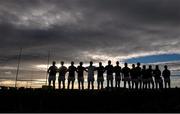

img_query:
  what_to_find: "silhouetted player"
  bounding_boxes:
[86,61,96,90]
[105,60,114,88]
[47,61,58,89]
[147,65,154,89]
[77,62,87,90]
[96,62,105,90]
[67,61,77,89]
[114,61,122,88]
[136,62,142,89]
[58,61,67,89]
[122,63,131,89]
[153,65,163,89]
[142,65,148,89]
[162,65,171,88]
[130,64,138,89]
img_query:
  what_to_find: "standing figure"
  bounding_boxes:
[122,63,131,89]
[47,61,58,89]
[96,62,105,90]
[142,65,148,89]
[153,65,163,89]
[130,64,138,89]
[77,62,87,90]
[58,61,67,89]
[147,65,154,89]
[162,65,171,88]
[105,60,114,88]
[114,61,122,88]
[136,62,142,89]
[67,61,77,89]
[86,61,96,90]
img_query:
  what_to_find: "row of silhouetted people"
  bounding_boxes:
[47,61,171,90]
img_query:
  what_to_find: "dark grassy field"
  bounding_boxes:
[0,87,180,112]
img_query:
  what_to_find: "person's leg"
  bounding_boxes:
[58,80,61,89]
[92,81,94,90]
[82,81,84,90]
[128,80,131,89]
[164,81,167,89]
[49,79,51,86]
[124,81,126,88]
[98,81,100,90]
[88,81,90,90]
[107,79,109,88]
[168,80,171,88]
[111,80,113,88]
[68,81,70,89]
[72,81,74,89]
[53,80,55,89]
[101,81,103,89]
[115,80,117,88]
[63,81,65,89]
[78,81,80,90]
[152,80,154,89]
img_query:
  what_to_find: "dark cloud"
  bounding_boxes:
[0,0,180,72]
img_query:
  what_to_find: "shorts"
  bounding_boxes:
[132,79,138,82]
[68,77,75,81]
[58,76,65,81]
[88,77,94,82]
[138,77,142,82]
[107,75,113,80]
[164,78,170,82]
[148,78,154,82]
[78,77,84,82]
[123,77,130,81]
[142,79,148,83]
[155,78,163,83]
[49,75,56,81]
[97,77,104,82]
[115,76,121,81]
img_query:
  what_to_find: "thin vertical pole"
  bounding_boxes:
[15,48,22,88]
[45,51,50,85]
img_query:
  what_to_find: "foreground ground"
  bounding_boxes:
[0,87,180,112]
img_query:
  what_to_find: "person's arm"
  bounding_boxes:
[47,67,50,73]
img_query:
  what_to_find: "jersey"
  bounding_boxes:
[114,66,121,77]
[59,66,67,76]
[77,66,86,77]
[68,66,77,77]
[48,66,58,76]
[122,67,130,77]
[96,66,105,77]
[162,69,171,79]
[105,65,114,75]
[87,66,96,78]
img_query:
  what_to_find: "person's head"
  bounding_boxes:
[132,64,135,68]
[52,61,56,66]
[124,63,128,67]
[164,65,168,69]
[116,61,119,66]
[90,61,93,66]
[61,61,64,66]
[80,62,83,66]
[149,65,152,69]
[143,65,146,69]
[155,65,159,69]
[99,62,102,66]
[108,60,111,65]
[71,61,74,66]
[137,62,140,67]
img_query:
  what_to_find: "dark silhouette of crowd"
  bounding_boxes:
[47,60,171,90]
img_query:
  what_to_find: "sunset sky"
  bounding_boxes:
[0,0,180,86]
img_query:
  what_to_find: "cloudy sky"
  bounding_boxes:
[0,0,180,81]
